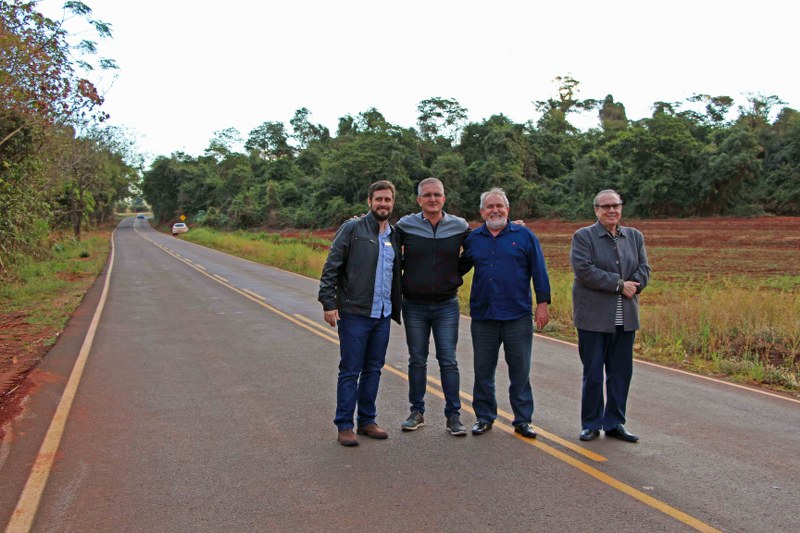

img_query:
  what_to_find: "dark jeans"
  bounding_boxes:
[470,315,534,426]
[334,313,391,430]
[402,297,461,417]
[577,327,635,431]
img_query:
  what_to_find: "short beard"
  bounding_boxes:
[486,217,507,231]
[372,208,392,221]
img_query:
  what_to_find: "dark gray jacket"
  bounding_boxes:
[318,212,402,324]
[570,221,650,332]
[396,212,470,304]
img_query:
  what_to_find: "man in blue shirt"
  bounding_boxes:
[318,181,402,447]
[459,188,551,438]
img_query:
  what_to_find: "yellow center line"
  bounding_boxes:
[420,373,606,463]
[292,314,339,341]
[134,229,721,533]
[136,233,338,344]
[242,288,266,300]
[292,315,600,461]
[382,365,717,532]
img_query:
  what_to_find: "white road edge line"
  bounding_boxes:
[5,228,117,533]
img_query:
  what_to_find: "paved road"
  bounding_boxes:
[2,217,798,532]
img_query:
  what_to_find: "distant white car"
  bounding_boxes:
[137,213,145,219]
[172,222,188,235]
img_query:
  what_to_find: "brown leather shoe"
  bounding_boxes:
[337,428,359,447]
[356,423,388,439]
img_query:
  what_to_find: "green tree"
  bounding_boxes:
[534,75,599,134]
[430,152,467,214]
[688,94,734,125]
[83,125,140,225]
[737,93,785,129]
[760,107,800,214]
[245,121,293,159]
[696,126,763,215]
[416,97,468,143]
[0,0,115,148]
[607,113,704,216]
[1,0,117,267]
[315,129,415,225]
[357,108,390,133]
[290,107,330,149]
[142,154,192,221]
[205,127,242,161]
[48,128,107,239]
[598,95,628,134]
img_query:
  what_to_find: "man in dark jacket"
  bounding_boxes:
[570,189,650,443]
[318,180,402,447]
[396,178,470,436]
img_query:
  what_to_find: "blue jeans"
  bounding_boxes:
[402,297,461,417]
[577,327,635,431]
[334,313,391,430]
[470,316,534,426]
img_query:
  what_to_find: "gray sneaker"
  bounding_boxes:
[401,411,425,431]
[446,415,467,436]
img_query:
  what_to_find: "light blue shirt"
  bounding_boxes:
[370,225,395,318]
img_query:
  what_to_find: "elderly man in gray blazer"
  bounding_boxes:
[570,189,650,443]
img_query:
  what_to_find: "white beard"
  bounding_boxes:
[486,217,507,231]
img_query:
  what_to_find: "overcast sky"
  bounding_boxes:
[41,0,800,163]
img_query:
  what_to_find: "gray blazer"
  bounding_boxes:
[570,221,650,333]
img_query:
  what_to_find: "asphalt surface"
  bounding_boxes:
[1,217,798,532]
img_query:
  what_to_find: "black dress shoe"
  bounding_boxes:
[471,420,493,435]
[579,429,600,441]
[514,423,537,439]
[605,424,639,442]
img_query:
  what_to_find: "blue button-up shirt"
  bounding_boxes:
[370,225,395,318]
[461,222,551,321]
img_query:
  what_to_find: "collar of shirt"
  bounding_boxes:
[595,222,624,239]
[420,210,449,222]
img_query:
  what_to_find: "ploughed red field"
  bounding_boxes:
[286,216,800,277]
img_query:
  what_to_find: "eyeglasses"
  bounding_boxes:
[419,193,444,199]
[594,203,623,211]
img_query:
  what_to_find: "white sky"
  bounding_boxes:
[40,0,800,163]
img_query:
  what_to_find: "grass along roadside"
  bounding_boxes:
[181,227,329,279]
[0,229,111,407]
[182,226,799,395]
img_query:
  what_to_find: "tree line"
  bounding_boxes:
[1,1,139,273]
[142,78,799,229]
[4,2,800,277]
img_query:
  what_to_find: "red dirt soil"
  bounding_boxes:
[0,311,54,437]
